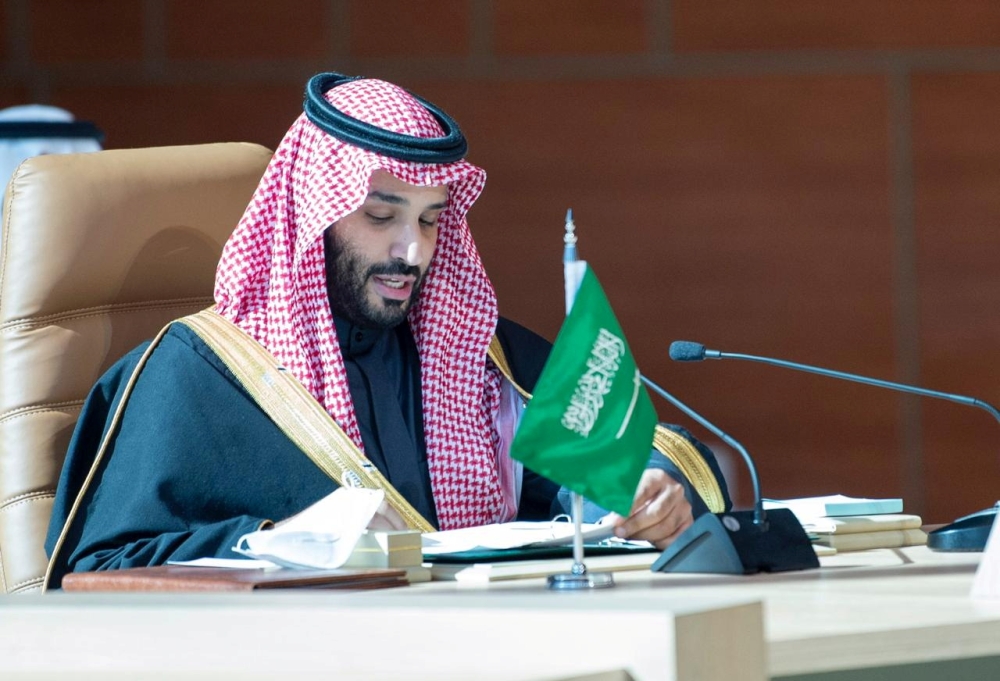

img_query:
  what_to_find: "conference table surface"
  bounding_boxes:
[3,545,1000,681]
[604,546,1000,678]
[412,545,1000,679]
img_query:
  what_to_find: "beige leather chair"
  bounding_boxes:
[0,143,272,594]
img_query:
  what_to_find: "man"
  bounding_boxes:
[45,73,729,588]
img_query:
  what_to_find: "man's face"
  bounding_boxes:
[324,171,449,330]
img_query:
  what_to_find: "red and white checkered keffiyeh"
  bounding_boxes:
[214,78,511,529]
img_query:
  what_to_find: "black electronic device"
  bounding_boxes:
[641,376,819,574]
[669,340,1000,553]
[927,504,999,551]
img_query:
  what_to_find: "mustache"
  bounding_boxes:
[366,261,422,279]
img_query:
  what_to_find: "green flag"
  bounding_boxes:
[510,264,657,517]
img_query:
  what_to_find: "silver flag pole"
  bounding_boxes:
[548,209,615,590]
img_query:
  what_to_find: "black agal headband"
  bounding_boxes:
[0,120,104,143]
[303,72,467,163]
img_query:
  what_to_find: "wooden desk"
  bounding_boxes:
[1,547,998,680]
[611,547,1000,679]
[0,586,764,681]
[414,546,1000,679]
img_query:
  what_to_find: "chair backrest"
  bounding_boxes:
[0,143,272,594]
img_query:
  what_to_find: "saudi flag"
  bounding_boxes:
[510,264,657,517]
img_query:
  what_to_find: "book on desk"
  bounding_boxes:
[60,565,409,592]
[765,495,927,553]
[420,521,659,580]
[764,494,904,521]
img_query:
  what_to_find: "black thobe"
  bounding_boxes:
[45,317,728,588]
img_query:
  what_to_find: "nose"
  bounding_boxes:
[390,223,428,267]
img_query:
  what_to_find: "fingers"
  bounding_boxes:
[613,472,694,549]
[614,488,689,545]
[367,500,408,531]
[645,512,693,550]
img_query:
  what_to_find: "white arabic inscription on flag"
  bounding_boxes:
[561,329,625,437]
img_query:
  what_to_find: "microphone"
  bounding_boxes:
[670,340,1000,552]
[640,375,819,574]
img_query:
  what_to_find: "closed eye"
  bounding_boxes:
[419,210,444,229]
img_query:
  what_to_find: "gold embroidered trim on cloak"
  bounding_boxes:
[181,309,434,533]
[651,427,725,513]
[487,336,530,400]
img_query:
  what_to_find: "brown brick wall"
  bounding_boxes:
[4,0,1000,523]
[51,83,304,149]
[349,0,471,58]
[673,0,1000,51]
[166,0,330,61]
[0,2,6,62]
[913,72,1000,516]
[493,0,647,55]
[0,85,28,104]
[29,0,144,64]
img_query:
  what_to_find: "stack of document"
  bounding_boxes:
[428,551,659,584]
[422,521,618,557]
[421,521,654,582]
[764,495,926,553]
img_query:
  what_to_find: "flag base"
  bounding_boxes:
[651,508,819,575]
[547,569,615,590]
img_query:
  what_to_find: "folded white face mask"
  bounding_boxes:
[234,488,385,569]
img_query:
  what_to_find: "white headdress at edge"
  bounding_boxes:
[0,105,104,193]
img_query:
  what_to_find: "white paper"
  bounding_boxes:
[422,521,616,556]
[234,488,385,569]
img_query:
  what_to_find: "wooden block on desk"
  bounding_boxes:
[343,529,423,568]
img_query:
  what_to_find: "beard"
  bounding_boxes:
[324,232,426,330]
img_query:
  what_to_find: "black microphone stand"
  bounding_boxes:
[640,375,819,574]
[712,349,1000,425]
[641,376,764,527]
[672,341,1000,552]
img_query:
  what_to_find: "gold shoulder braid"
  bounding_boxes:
[487,336,530,400]
[486,336,727,514]
[651,427,726,513]
[180,309,434,532]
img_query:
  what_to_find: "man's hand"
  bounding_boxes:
[606,469,693,549]
[366,498,408,531]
